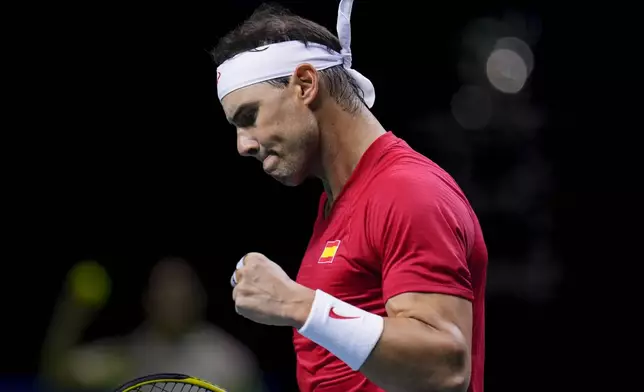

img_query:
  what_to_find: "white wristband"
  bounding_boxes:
[297,289,384,371]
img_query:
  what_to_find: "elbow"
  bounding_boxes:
[439,368,470,392]
[423,339,471,392]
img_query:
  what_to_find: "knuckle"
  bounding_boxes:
[235,295,247,308]
[245,252,264,264]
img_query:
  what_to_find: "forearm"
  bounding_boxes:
[40,298,94,375]
[292,288,470,392]
[40,297,119,388]
[360,317,470,392]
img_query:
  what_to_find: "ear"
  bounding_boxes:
[291,63,319,105]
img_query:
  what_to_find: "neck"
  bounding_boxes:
[315,101,386,205]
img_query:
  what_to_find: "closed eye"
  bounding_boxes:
[229,101,260,128]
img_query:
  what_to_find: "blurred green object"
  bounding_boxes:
[67,260,111,308]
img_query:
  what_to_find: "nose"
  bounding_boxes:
[237,132,260,157]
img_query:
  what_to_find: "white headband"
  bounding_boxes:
[216,0,375,108]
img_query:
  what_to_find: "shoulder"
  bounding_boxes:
[361,147,477,247]
[367,148,471,218]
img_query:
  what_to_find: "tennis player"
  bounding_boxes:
[216,1,487,391]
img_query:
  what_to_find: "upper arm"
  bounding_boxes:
[368,170,475,302]
[367,169,475,343]
[385,292,472,352]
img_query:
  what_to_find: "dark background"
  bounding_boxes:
[3,0,635,391]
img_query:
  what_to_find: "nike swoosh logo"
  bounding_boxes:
[249,46,269,52]
[328,307,360,320]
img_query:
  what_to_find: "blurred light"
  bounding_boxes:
[496,36,534,74]
[486,36,533,94]
[450,85,493,130]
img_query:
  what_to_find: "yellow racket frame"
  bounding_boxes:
[115,373,226,392]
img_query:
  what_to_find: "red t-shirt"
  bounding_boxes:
[294,131,487,392]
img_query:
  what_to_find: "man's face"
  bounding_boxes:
[221,80,319,186]
[145,259,204,333]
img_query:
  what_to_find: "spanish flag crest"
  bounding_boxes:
[318,240,341,264]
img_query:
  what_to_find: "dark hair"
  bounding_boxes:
[211,3,365,113]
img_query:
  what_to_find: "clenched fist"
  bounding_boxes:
[231,252,314,328]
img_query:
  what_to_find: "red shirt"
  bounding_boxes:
[294,132,487,392]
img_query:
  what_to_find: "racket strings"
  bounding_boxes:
[130,382,209,392]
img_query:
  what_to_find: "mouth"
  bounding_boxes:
[262,155,279,172]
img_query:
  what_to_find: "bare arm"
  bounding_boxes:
[39,262,126,389]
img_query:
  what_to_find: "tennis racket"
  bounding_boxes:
[114,373,227,392]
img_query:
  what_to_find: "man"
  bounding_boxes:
[40,258,263,392]
[215,1,487,391]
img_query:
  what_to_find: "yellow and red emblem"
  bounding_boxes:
[318,240,341,264]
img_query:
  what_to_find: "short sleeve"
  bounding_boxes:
[368,172,474,303]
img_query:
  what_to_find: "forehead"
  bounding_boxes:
[221,83,284,118]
